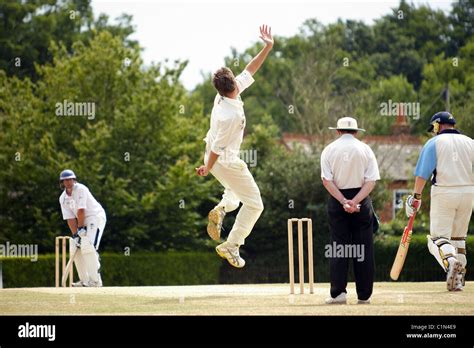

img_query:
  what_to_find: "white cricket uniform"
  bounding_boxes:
[59,182,106,249]
[59,182,106,284]
[415,129,473,267]
[203,70,263,246]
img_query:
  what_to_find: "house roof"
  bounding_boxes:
[281,133,424,181]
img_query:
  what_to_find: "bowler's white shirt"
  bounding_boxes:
[59,183,105,220]
[321,134,380,189]
[204,70,255,166]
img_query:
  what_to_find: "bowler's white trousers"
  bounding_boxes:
[208,159,263,246]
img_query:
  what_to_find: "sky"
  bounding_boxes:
[91,0,454,90]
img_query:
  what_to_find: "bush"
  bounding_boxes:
[2,235,473,288]
[373,234,474,282]
[100,252,221,286]
[1,251,221,288]
[220,234,474,284]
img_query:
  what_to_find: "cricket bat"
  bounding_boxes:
[61,246,78,287]
[390,201,419,281]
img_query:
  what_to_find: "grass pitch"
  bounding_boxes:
[0,282,472,315]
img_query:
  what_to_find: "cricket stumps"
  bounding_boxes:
[55,236,73,287]
[287,218,314,294]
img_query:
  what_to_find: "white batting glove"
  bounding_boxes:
[72,233,81,248]
[77,226,87,237]
[72,227,87,247]
[405,194,421,218]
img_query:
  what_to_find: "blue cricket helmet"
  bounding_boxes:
[427,111,456,132]
[59,169,76,181]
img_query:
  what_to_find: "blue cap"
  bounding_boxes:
[427,111,456,132]
[59,169,76,181]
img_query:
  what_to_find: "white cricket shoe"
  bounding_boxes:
[357,299,371,304]
[454,268,466,291]
[207,206,226,241]
[87,280,103,287]
[446,258,463,291]
[216,241,245,268]
[325,292,347,304]
[72,280,103,287]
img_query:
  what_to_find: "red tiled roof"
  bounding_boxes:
[281,132,422,146]
[281,132,424,181]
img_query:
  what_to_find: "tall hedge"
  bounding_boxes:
[2,235,472,288]
[1,251,221,288]
[222,235,474,284]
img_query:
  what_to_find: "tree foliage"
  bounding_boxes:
[1,0,473,257]
[0,0,136,80]
[193,0,474,137]
[0,31,214,252]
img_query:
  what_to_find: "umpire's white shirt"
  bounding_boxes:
[204,70,254,166]
[321,134,380,189]
[59,183,105,220]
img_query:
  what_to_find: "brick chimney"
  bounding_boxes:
[391,104,410,135]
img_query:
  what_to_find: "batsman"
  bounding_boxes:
[58,169,106,287]
[196,25,273,267]
[405,112,473,291]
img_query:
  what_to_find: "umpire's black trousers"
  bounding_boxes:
[328,187,375,301]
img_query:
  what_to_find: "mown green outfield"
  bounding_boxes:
[0,282,472,315]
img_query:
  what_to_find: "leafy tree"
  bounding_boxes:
[0,0,136,80]
[448,0,474,55]
[419,38,474,136]
[0,32,214,252]
[1,0,473,258]
[355,75,418,135]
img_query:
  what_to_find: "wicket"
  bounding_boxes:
[287,218,314,294]
[55,236,73,287]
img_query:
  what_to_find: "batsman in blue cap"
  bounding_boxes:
[405,111,473,291]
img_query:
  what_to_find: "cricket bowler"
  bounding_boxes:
[59,169,106,287]
[195,25,273,268]
[405,112,473,291]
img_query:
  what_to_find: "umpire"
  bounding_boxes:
[320,117,380,304]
